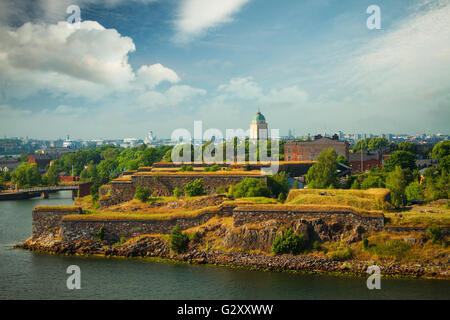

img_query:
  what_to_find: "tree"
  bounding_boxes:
[361,174,384,189]
[385,166,408,208]
[424,169,449,201]
[169,224,189,253]
[430,140,450,159]
[336,155,349,166]
[19,154,29,163]
[437,155,450,172]
[11,163,41,188]
[102,147,120,160]
[184,179,204,197]
[397,141,418,154]
[383,150,417,172]
[46,164,60,186]
[305,149,338,188]
[267,172,289,198]
[353,137,388,153]
[405,181,425,201]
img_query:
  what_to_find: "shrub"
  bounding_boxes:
[173,187,183,198]
[370,240,411,259]
[170,224,189,253]
[277,192,287,203]
[328,246,353,261]
[267,172,289,198]
[362,238,369,250]
[216,185,228,194]
[112,237,128,247]
[96,226,104,242]
[405,181,425,201]
[427,225,442,243]
[231,178,270,198]
[350,179,360,189]
[312,240,322,251]
[188,231,201,243]
[204,164,220,172]
[271,229,306,255]
[179,165,193,172]
[184,179,204,197]
[134,186,151,202]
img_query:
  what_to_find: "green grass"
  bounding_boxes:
[286,188,391,212]
[367,240,412,260]
[62,206,221,221]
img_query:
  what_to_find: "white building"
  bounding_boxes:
[249,111,268,141]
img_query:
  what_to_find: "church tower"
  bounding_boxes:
[249,110,268,140]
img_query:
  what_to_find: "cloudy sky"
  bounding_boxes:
[0,0,449,140]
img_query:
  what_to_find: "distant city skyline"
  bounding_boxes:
[0,0,449,139]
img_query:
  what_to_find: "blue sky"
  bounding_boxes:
[0,0,449,140]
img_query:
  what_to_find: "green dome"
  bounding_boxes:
[253,112,265,121]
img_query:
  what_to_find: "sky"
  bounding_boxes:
[0,0,449,140]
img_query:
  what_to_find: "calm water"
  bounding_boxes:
[0,192,449,300]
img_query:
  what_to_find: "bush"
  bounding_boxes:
[277,192,287,203]
[179,165,193,172]
[170,225,190,253]
[188,231,201,243]
[328,246,353,261]
[271,229,306,255]
[231,178,270,198]
[184,179,204,197]
[267,172,289,198]
[204,164,220,172]
[134,186,151,202]
[312,240,322,251]
[427,225,442,243]
[216,185,228,194]
[173,187,183,198]
[370,240,411,259]
[96,226,104,242]
[405,181,425,201]
[362,238,369,250]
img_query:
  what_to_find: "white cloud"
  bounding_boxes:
[137,63,180,89]
[262,86,309,106]
[218,77,262,100]
[217,77,308,109]
[138,85,206,109]
[173,0,250,43]
[0,20,184,101]
[54,105,88,115]
[326,1,450,113]
[0,20,137,99]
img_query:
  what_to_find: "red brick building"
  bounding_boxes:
[349,152,383,172]
[284,134,349,161]
[28,154,53,173]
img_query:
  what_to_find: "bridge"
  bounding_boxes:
[18,185,80,199]
[0,182,93,201]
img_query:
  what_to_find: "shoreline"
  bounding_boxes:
[16,236,450,280]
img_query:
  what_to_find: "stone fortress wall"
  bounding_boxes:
[30,203,384,246]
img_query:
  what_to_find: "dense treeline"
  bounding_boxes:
[306,140,449,208]
[165,138,285,162]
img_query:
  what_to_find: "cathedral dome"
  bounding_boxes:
[253,111,265,121]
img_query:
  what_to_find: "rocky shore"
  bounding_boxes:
[16,235,450,279]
